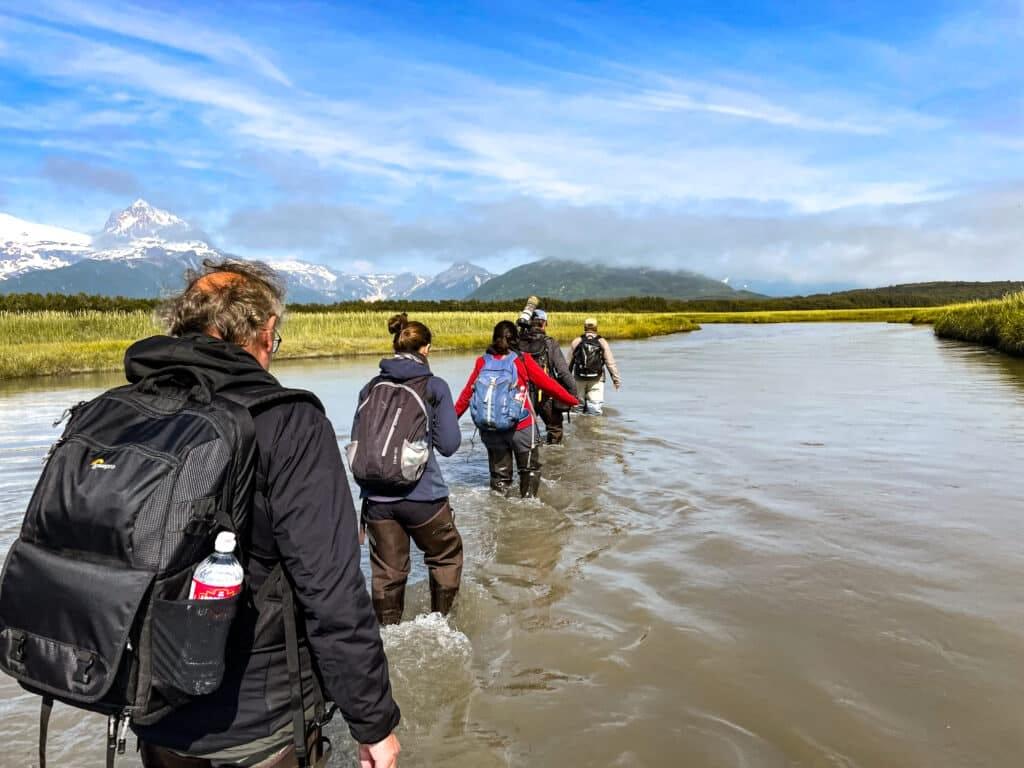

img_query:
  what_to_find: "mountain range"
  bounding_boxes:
[0,200,765,303]
[0,201,494,302]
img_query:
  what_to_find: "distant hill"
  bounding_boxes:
[777,281,1024,306]
[468,258,741,301]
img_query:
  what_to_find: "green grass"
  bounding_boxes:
[932,292,1024,355]
[0,310,700,380]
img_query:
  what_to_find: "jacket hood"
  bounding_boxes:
[124,334,280,394]
[378,353,432,382]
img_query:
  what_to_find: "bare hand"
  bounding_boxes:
[359,733,401,768]
[614,382,621,391]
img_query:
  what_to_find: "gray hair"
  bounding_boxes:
[160,258,285,347]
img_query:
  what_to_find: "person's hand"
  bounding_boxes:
[359,732,401,768]
[614,382,621,391]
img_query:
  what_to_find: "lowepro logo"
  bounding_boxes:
[90,458,117,471]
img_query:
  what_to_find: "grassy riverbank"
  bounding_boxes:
[932,292,1024,355]
[0,310,699,379]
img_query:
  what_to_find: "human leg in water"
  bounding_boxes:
[408,501,463,616]
[514,422,543,498]
[365,519,411,625]
[481,430,516,494]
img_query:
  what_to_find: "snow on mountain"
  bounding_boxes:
[269,259,340,299]
[0,202,492,301]
[0,213,92,280]
[0,213,92,247]
[90,238,219,262]
[102,199,193,241]
[409,261,494,299]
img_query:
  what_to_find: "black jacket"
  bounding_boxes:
[129,335,400,752]
[520,329,577,403]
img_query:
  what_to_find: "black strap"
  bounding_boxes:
[281,575,309,768]
[39,697,52,768]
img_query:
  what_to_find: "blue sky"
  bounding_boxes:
[0,0,1020,287]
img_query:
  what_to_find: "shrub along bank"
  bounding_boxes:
[933,292,1024,355]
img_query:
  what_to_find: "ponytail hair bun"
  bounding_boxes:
[390,314,432,353]
[387,312,408,336]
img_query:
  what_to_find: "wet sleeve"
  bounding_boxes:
[523,353,578,407]
[600,339,621,387]
[430,378,461,457]
[266,404,400,745]
[454,358,483,417]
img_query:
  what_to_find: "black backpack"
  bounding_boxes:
[0,367,323,767]
[348,373,433,494]
[572,335,605,379]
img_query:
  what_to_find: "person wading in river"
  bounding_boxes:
[570,318,622,415]
[456,320,578,497]
[518,309,577,445]
[349,314,463,626]
[129,261,402,768]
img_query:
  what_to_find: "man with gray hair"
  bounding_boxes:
[570,318,622,416]
[131,259,402,768]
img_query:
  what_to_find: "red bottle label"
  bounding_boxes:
[190,581,242,600]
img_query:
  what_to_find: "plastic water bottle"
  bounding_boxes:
[189,531,244,600]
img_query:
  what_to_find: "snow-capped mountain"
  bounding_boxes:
[0,201,495,301]
[100,199,198,243]
[409,261,494,299]
[267,260,430,302]
[1,201,219,296]
[0,213,92,280]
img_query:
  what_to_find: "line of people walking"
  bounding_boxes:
[0,261,623,768]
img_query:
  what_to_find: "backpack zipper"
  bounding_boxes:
[380,408,403,457]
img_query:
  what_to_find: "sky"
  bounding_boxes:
[0,0,1021,289]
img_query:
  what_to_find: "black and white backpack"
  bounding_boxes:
[0,368,323,767]
[348,371,433,494]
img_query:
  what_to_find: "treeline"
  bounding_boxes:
[2,281,1021,314]
[0,293,159,312]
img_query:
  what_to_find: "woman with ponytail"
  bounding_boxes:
[455,320,579,497]
[350,313,463,625]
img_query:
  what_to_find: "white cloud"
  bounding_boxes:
[19,0,291,85]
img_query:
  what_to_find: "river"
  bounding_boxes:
[1,323,1023,767]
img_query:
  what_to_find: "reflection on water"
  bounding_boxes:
[2,324,1024,767]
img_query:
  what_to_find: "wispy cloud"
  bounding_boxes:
[0,0,1020,285]
[14,0,291,85]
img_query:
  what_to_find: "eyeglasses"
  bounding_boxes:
[272,329,282,354]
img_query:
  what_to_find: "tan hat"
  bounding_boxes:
[584,318,598,330]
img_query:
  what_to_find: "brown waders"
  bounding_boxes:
[140,725,327,767]
[364,500,463,625]
[536,396,565,445]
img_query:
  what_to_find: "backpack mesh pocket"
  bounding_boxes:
[150,593,239,699]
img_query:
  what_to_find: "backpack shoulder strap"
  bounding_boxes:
[221,385,325,414]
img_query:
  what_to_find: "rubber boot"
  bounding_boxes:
[429,575,459,616]
[519,469,542,498]
[489,449,515,495]
[365,518,410,626]
[373,588,405,626]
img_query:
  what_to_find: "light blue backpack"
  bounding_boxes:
[469,352,530,431]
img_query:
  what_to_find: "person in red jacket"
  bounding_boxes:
[456,320,579,497]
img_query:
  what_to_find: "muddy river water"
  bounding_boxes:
[2,323,1024,767]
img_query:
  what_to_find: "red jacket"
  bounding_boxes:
[456,351,579,431]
